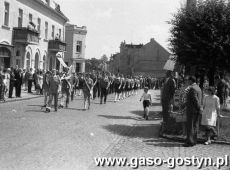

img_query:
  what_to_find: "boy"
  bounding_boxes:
[140,87,152,120]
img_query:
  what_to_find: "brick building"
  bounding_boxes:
[108,38,170,78]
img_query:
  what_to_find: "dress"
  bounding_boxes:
[201,95,220,127]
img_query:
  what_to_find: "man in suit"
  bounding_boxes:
[46,70,60,112]
[184,76,202,147]
[9,67,16,98]
[15,68,23,97]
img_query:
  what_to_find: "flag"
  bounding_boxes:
[68,65,73,75]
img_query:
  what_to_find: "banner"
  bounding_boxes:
[163,56,175,71]
[56,52,67,68]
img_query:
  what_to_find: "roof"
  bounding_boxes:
[34,0,69,22]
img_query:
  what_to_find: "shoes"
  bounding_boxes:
[145,116,149,120]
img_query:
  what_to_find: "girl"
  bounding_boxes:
[201,86,220,145]
[140,87,152,120]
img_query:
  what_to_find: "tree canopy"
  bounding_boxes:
[169,0,230,83]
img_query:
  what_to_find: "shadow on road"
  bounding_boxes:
[98,115,144,121]
[130,110,162,120]
[102,124,161,139]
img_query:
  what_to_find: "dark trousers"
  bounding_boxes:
[9,82,14,98]
[97,85,101,98]
[186,113,199,145]
[93,86,97,99]
[100,88,108,104]
[71,90,74,101]
[28,80,33,93]
[161,99,170,124]
[16,83,21,97]
[48,93,58,110]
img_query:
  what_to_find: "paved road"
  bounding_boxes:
[0,90,229,170]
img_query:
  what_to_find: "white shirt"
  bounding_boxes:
[140,92,151,101]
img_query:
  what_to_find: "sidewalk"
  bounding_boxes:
[0,89,43,103]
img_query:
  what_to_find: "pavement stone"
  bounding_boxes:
[0,90,229,170]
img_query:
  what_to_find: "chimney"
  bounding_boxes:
[186,0,197,10]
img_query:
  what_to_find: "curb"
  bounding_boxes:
[160,135,230,145]
[0,95,43,104]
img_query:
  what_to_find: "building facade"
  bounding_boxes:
[65,24,87,73]
[109,38,170,78]
[0,0,68,71]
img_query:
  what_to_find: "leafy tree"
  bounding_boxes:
[169,0,230,85]
[100,54,108,63]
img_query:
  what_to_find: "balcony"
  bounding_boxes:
[48,39,66,52]
[13,27,39,44]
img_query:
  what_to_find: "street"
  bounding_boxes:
[0,90,229,170]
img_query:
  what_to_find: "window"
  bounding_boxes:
[16,59,20,67]
[45,22,48,39]
[59,29,61,39]
[18,9,23,27]
[29,13,33,23]
[37,18,41,33]
[4,2,10,26]
[51,25,55,39]
[76,41,82,53]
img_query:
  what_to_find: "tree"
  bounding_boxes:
[169,0,230,85]
[100,54,108,63]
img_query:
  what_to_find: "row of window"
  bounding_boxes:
[3,1,62,40]
[3,1,83,54]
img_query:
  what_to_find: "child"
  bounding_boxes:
[140,87,152,120]
[201,86,220,145]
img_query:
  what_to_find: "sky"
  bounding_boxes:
[56,0,187,59]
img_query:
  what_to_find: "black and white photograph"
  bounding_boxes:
[0,0,230,169]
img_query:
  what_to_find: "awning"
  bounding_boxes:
[56,52,67,68]
[163,56,176,71]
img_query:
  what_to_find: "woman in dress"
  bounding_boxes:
[201,86,220,145]
[82,73,93,110]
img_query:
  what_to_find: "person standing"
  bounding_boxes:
[100,73,110,104]
[46,70,60,112]
[82,74,93,110]
[27,68,33,93]
[60,74,71,108]
[15,68,23,97]
[201,87,220,145]
[42,71,51,107]
[9,67,16,98]
[114,74,121,102]
[140,87,152,120]
[215,74,228,109]
[161,71,176,129]
[91,73,98,100]
[184,76,202,147]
